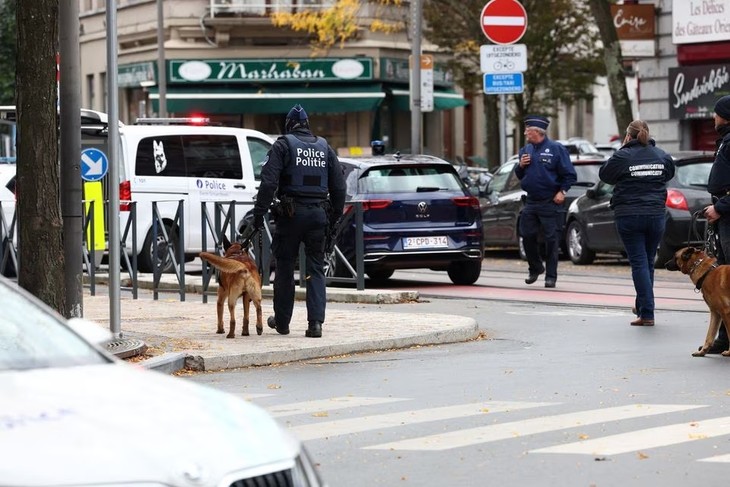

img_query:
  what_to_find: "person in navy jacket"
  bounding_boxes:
[700,95,730,352]
[515,115,576,288]
[599,119,674,327]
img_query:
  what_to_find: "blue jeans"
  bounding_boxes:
[615,214,666,320]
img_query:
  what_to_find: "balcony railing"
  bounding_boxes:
[209,0,337,17]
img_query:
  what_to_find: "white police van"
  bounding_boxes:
[82,110,273,272]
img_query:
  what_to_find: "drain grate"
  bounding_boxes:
[106,338,148,359]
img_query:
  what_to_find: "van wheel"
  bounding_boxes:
[139,224,178,273]
[447,260,482,285]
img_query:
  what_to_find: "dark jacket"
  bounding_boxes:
[254,128,346,220]
[598,139,675,217]
[707,124,730,215]
[515,137,576,201]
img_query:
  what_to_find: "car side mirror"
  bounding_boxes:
[586,188,597,199]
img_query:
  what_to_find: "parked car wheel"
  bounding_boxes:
[366,268,395,283]
[447,260,482,285]
[655,242,675,269]
[566,220,595,265]
[139,223,177,273]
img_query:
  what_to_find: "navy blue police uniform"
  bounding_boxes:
[253,105,346,338]
[703,95,730,350]
[515,116,577,287]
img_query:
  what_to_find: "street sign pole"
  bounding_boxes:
[480,0,528,164]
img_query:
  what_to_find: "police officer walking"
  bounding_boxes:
[252,104,346,338]
[701,95,730,352]
[515,115,577,288]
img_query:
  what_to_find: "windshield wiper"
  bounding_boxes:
[416,186,445,192]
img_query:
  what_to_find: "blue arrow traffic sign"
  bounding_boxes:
[483,72,524,95]
[80,148,108,182]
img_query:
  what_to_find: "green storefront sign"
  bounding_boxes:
[169,58,373,84]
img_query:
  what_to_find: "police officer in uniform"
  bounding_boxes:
[252,104,346,338]
[702,95,730,352]
[515,115,577,288]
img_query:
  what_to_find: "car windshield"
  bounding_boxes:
[676,161,712,188]
[0,281,109,371]
[358,166,462,193]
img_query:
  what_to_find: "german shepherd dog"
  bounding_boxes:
[199,239,263,338]
[665,246,730,357]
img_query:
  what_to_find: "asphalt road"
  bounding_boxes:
[184,251,727,487]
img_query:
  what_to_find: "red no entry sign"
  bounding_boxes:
[480,0,528,45]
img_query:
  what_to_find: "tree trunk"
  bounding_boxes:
[16,0,66,314]
[587,0,634,133]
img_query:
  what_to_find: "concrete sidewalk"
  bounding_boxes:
[83,274,479,374]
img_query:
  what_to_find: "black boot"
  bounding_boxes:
[305,321,322,338]
[267,315,289,335]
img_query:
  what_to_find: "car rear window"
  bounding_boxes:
[675,161,712,188]
[358,165,463,194]
[574,164,601,186]
[135,134,243,179]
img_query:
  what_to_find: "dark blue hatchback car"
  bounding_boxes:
[333,154,484,285]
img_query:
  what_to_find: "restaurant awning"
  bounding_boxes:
[148,84,386,114]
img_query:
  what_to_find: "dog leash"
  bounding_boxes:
[690,209,718,258]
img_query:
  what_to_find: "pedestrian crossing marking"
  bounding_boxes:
[532,413,729,456]
[699,453,730,463]
[290,401,555,441]
[365,404,705,451]
[232,393,274,401]
[267,396,409,418]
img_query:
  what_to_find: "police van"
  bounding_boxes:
[81,110,274,272]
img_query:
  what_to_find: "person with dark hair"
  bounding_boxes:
[701,95,730,352]
[516,115,577,288]
[252,104,346,338]
[599,119,675,326]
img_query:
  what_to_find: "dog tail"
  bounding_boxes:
[199,252,247,274]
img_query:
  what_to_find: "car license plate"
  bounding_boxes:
[403,236,448,249]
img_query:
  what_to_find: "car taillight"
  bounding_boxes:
[666,188,689,210]
[362,199,392,210]
[119,180,132,211]
[452,196,480,210]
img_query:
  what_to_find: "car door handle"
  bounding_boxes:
[233,183,247,189]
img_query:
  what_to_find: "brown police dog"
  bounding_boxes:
[199,241,263,338]
[665,246,730,357]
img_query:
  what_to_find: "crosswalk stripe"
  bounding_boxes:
[231,393,273,401]
[366,404,705,451]
[699,453,730,463]
[290,401,555,441]
[267,396,409,418]
[532,413,728,456]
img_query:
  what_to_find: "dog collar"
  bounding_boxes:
[694,261,719,291]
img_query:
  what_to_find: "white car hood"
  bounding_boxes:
[0,363,299,486]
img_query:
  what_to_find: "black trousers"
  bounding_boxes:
[271,204,327,328]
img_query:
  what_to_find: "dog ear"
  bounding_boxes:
[681,247,695,261]
[222,234,232,251]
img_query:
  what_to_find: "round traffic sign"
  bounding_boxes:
[480,0,528,45]
[80,148,109,182]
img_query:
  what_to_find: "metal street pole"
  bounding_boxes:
[157,0,167,117]
[106,0,122,337]
[60,0,82,318]
[500,93,507,165]
[410,0,421,154]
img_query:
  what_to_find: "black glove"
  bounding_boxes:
[253,214,264,230]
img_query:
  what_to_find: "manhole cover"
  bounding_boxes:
[106,338,148,359]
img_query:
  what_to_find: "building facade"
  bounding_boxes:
[78,0,472,161]
[636,0,730,152]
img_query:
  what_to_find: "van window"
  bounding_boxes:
[248,137,272,181]
[135,134,243,179]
